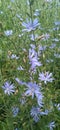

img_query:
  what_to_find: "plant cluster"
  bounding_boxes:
[0,0,60,130]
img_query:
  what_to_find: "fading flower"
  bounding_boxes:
[52,38,59,42]
[14,128,18,130]
[41,33,50,41]
[10,0,15,2]
[30,107,49,122]
[49,43,56,49]
[0,10,3,14]
[30,44,36,49]
[39,72,54,84]
[54,53,60,58]
[34,9,40,16]
[45,0,52,2]
[15,78,27,86]
[11,54,19,59]
[40,109,49,115]
[19,97,26,105]
[38,45,46,56]
[9,54,19,59]
[2,81,15,95]
[16,14,23,21]
[8,5,12,9]
[26,0,30,5]
[4,30,13,36]
[36,92,43,107]
[54,103,60,111]
[19,33,23,38]
[17,66,24,70]
[53,27,59,31]
[46,59,53,63]
[22,18,40,32]
[48,121,55,130]
[38,45,46,51]
[12,106,19,117]
[54,21,60,26]
[57,103,60,111]
[29,34,38,41]
[30,106,40,122]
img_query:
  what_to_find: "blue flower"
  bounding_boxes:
[39,72,54,84]
[24,82,41,99]
[15,78,43,106]
[2,81,15,95]
[22,18,40,32]
[29,47,42,72]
